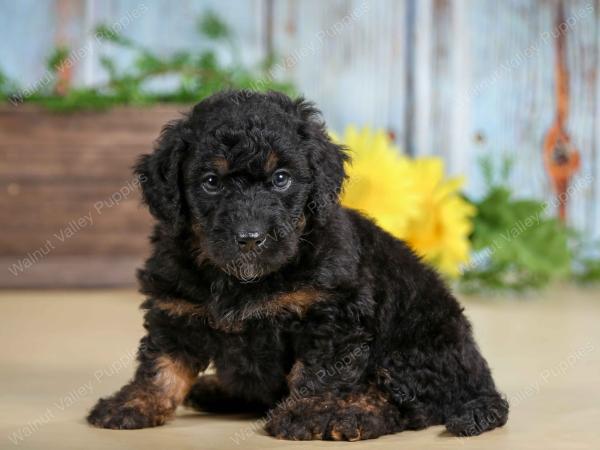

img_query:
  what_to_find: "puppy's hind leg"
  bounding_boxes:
[265,387,403,441]
[376,342,508,435]
[443,339,509,436]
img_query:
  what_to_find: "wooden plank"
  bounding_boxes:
[0,0,56,90]
[562,0,598,235]
[0,144,144,181]
[0,229,150,256]
[0,106,171,261]
[413,0,433,156]
[2,0,600,283]
[0,105,186,145]
[594,0,600,242]
[85,0,265,87]
[0,177,152,255]
[465,0,555,199]
[429,0,454,162]
[0,184,149,232]
[449,0,471,177]
[270,0,403,136]
[0,256,143,288]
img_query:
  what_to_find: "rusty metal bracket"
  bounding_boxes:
[543,0,581,222]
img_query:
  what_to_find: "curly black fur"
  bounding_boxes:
[87,90,508,440]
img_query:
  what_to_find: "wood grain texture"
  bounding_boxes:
[1,287,599,447]
[0,105,185,286]
[0,256,143,288]
[2,0,600,288]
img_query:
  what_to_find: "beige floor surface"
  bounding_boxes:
[0,287,599,450]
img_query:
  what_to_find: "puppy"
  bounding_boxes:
[87,91,508,440]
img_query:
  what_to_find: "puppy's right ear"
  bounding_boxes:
[134,119,188,228]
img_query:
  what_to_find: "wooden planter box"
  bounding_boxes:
[0,104,189,288]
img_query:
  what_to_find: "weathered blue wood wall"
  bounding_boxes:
[0,0,598,238]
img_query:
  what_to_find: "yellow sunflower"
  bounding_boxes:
[336,126,475,277]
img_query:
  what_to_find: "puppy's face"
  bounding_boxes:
[136,91,347,281]
[183,108,311,280]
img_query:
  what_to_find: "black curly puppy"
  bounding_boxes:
[87,90,508,440]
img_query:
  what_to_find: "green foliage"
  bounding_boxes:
[0,68,18,99]
[571,239,600,284]
[0,11,295,111]
[46,46,70,72]
[460,156,573,293]
[94,24,136,47]
[576,258,600,283]
[198,11,231,41]
[0,69,7,94]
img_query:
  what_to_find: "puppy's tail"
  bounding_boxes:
[445,394,508,436]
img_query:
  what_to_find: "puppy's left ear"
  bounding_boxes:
[134,119,189,230]
[296,98,349,225]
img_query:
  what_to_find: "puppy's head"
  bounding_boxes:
[135,91,347,280]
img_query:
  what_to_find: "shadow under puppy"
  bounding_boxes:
[87,90,508,440]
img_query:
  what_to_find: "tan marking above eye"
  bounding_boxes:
[265,151,279,172]
[211,157,229,175]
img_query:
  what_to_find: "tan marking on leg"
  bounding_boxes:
[330,429,344,440]
[123,356,198,425]
[154,355,198,405]
[340,386,391,413]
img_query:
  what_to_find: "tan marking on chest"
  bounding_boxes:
[153,288,327,333]
[272,288,324,314]
[154,299,208,318]
[247,288,327,320]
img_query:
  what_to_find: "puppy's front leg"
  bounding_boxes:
[87,335,206,429]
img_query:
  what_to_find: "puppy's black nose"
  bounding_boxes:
[236,231,266,253]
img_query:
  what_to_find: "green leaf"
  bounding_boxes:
[461,157,574,293]
[1,11,296,111]
[94,24,134,47]
[47,46,70,72]
[198,11,230,40]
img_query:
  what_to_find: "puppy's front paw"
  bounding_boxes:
[87,397,166,430]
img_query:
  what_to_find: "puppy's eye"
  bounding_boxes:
[272,169,292,191]
[201,173,222,194]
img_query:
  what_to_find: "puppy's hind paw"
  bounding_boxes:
[445,395,509,436]
[265,393,399,441]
